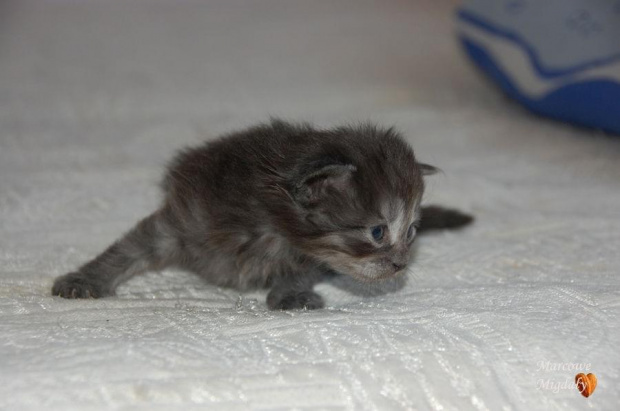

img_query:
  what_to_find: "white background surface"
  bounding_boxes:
[1,1,619,409]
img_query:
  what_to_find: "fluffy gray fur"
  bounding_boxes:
[52,120,472,309]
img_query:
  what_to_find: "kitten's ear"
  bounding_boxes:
[294,164,356,206]
[418,162,439,176]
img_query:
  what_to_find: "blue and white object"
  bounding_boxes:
[457,0,620,134]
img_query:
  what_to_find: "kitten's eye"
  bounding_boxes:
[370,225,386,241]
[407,223,417,242]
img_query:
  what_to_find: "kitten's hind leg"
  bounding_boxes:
[52,210,178,299]
[419,205,474,233]
[267,272,324,310]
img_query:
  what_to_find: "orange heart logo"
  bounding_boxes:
[575,373,597,398]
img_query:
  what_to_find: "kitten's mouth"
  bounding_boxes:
[315,250,407,283]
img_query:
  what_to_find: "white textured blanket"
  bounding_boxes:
[1,1,619,410]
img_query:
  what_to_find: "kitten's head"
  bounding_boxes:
[290,125,437,282]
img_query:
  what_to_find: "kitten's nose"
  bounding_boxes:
[392,262,406,272]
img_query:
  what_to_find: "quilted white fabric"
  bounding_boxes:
[1,1,619,409]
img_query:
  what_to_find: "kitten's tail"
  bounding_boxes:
[52,209,179,298]
[418,205,474,233]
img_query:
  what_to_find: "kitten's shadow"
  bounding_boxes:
[323,271,408,297]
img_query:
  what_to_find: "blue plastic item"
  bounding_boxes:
[457,0,620,134]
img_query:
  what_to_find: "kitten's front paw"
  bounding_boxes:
[267,290,324,310]
[51,272,109,299]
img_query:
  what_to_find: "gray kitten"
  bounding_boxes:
[52,120,472,309]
